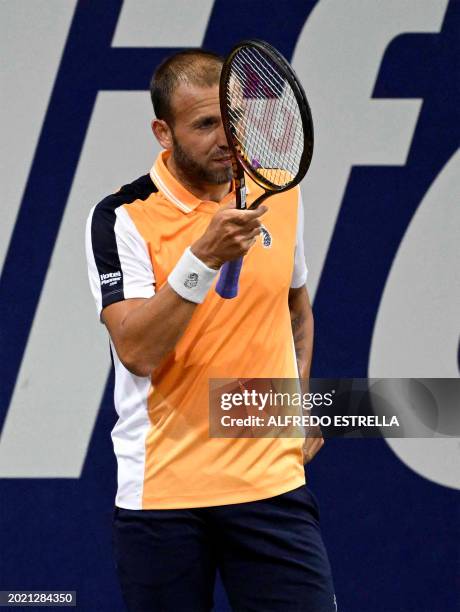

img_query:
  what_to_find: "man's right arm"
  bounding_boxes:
[102,287,197,377]
[99,202,267,377]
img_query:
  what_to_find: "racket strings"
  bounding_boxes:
[226,46,305,188]
[229,53,294,172]
[246,49,305,184]
[227,78,282,173]
[230,60,290,175]
[233,58,290,174]
[247,49,306,178]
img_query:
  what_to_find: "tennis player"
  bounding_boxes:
[85,49,336,612]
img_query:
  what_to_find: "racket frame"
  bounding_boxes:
[219,38,314,209]
[215,39,314,299]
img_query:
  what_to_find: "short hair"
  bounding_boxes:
[150,49,224,124]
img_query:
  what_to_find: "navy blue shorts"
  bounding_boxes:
[112,485,336,611]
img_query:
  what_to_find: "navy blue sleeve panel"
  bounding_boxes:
[85,174,158,315]
[90,194,125,309]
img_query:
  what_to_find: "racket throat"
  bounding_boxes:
[249,191,271,210]
[236,174,247,210]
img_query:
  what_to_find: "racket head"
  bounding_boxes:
[220,39,314,195]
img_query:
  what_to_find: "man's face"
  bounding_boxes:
[168,82,233,185]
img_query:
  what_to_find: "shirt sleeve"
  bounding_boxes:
[290,189,308,288]
[85,201,155,319]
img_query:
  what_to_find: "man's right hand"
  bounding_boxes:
[191,200,268,269]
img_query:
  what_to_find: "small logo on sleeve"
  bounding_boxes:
[184,272,199,288]
[100,271,121,287]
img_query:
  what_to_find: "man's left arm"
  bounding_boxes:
[288,285,324,463]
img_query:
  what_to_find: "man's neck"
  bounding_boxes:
[166,154,231,203]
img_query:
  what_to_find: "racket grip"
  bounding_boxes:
[215,257,243,299]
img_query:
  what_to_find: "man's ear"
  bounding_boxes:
[152,119,173,150]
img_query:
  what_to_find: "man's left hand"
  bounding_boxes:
[302,430,324,464]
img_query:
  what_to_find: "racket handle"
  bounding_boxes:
[215,257,243,299]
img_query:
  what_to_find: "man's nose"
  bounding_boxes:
[216,121,229,148]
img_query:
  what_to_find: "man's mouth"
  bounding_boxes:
[213,156,232,163]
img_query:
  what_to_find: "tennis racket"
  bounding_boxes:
[215,39,314,299]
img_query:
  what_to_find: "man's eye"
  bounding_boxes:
[197,119,216,129]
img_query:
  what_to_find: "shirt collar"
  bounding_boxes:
[150,150,250,214]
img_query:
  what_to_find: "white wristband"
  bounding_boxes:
[168,247,219,304]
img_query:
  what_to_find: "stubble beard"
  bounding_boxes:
[171,134,233,186]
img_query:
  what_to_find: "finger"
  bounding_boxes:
[227,211,252,226]
[247,226,262,240]
[242,236,258,251]
[237,221,262,236]
[234,225,261,241]
[302,437,324,463]
[244,218,264,231]
[305,436,324,452]
[246,205,268,218]
[304,444,323,463]
[230,206,267,226]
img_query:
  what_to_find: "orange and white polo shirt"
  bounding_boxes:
[85,150,308,509]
